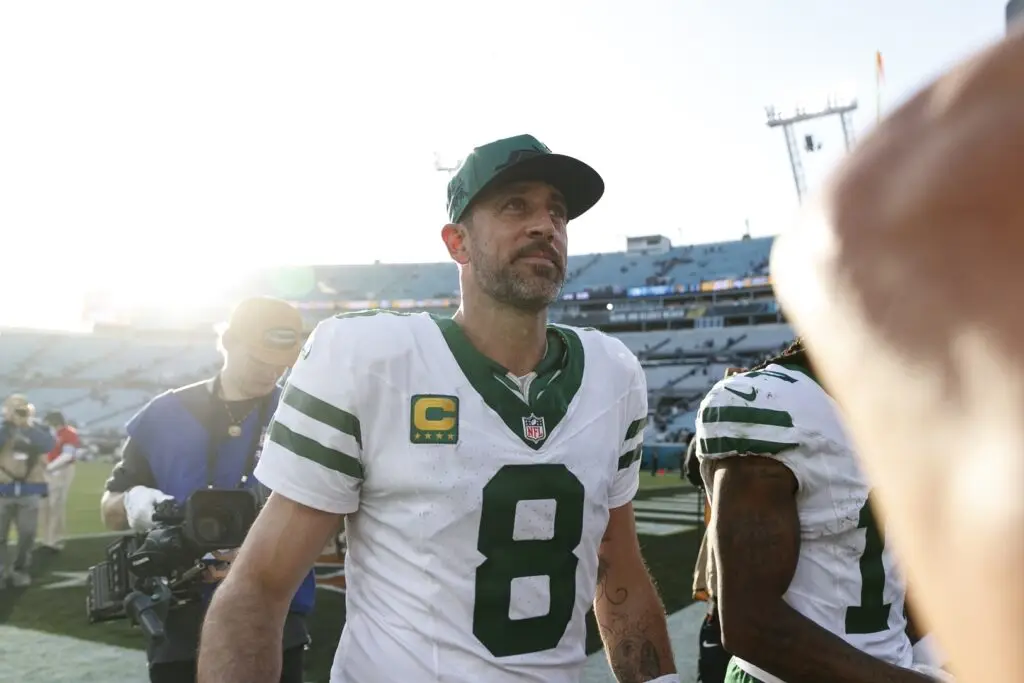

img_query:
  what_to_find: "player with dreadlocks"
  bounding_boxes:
[746,338,814,374]
[693,339,953,683]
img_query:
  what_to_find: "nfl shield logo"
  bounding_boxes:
[522,414,546,444]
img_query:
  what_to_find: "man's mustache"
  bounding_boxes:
[513,242,564,271]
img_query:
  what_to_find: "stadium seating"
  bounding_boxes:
[565,237,772,293]
[0,235,789,442]
[0,330,220,433]
[618,323,792,358]
[249,236,773,301]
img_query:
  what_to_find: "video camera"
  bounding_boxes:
[86,488,260,641]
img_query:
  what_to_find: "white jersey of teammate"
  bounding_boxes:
[254,310,647,683]
[695,363,913,683]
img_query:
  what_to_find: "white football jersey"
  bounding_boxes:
[695,363,913,683]
[254,311,647,683]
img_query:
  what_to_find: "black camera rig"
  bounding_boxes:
[86,488,260,641]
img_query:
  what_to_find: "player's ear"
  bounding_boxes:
[442,223,471,266]
[219,328,242,355]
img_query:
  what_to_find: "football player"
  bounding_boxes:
[695,339,949,683]
[198,134,679,683]
[768,25,1023,683]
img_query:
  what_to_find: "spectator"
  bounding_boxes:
[37,410,81,551]
[0,394,56,587]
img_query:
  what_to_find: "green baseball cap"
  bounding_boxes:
[446,134,605,223]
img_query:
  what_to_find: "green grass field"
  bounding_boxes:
[61,460,692,537]
[64,460,115,537]
[3,460,704,683]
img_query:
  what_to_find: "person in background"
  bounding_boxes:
[696,343,937,683]
[768,24,1024,683]
[37,410,81,551]
[0,394,56,587]
[99,296,317,683]
[685,366,746,683]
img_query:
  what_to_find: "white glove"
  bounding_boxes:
[122,486,174,532]
[911,663,956,683]
[646,676,680,683]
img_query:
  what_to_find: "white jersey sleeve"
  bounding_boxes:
[695,371,806,490]
[255,316,366,514]
[609,353,648,508]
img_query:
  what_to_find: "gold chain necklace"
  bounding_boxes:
[222,400,256,438]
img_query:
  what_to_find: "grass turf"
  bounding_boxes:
[2,461,703,683]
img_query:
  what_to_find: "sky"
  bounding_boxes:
[0,1,1011,329]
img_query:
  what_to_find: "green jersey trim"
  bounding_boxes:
[266,421,364,480]
[282,384,362,448]
[699,436,799,458]
[617,445,642,470]
[625,416,647,441]
[700,406,794,429]
[432,317,585,450]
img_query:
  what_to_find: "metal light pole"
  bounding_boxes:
[765,97,859,205]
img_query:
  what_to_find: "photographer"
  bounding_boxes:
[1,394,56,588]
[99,297,316,683]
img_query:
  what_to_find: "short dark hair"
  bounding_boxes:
[44,410,66,426]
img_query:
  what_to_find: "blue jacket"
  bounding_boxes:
[0,421,56,497]
[124,380,316,615]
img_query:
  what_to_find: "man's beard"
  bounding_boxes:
[470,245,565,313]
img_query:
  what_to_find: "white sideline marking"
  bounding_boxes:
[1,605,707,683]
[633,491,704,537]
[0,624,146,683]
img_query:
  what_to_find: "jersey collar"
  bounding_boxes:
[431,316,584,450]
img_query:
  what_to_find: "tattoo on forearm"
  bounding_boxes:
[594,552,673,682]
[610,635,663,683]
[595,556,628,606]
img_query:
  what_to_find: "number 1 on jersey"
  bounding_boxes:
[473,464,585,657]
[845,493,892,634]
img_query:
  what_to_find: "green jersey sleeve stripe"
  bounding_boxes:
[617,445,642,470]
[282,384,362,448]
[700,406,794,428]
[625,416,648,441]
[267,421,364,480]
[700,436,799,457]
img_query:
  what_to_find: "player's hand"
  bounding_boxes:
[770,28,1024,683]
[201,549,240,583]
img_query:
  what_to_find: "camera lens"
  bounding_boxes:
[195,515,226,544]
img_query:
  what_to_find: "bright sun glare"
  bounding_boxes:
[0,260,259,332]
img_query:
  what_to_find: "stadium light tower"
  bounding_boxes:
[765,96,858,205]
